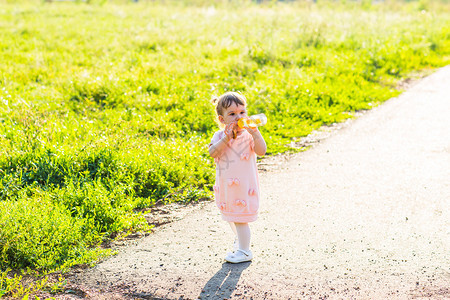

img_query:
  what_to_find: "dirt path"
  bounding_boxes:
[61,67,450,299]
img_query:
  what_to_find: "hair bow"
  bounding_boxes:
[228,178,240,186]
[235,199,247,207]
[218,202,226,211]
[240,152,250,160]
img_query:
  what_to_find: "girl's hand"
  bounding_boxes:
[224,122,237,139]
[238,117,258,135]
[245,126,258,135]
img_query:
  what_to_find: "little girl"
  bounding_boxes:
[208,91,267,263]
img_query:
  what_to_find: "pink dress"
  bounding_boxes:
[210,130,260,223]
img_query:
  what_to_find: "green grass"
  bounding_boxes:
[0,0,449,297]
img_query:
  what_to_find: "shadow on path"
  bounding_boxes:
[199,262,251,299]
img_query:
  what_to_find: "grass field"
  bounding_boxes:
[0,0,449,297]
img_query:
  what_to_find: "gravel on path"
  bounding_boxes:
[62,66,450,299]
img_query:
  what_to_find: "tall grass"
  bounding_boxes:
[0,0,449,297]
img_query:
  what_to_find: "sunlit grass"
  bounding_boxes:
[0,0,449,297]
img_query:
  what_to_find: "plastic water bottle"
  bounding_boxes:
[237,113,267,129]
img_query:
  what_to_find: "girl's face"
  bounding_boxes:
[219,103,248,129]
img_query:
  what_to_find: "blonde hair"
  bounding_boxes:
[211,91,247,117]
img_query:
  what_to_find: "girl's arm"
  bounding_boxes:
[249,129,267,156]
[209,134,231,158]
[209,123,235,158]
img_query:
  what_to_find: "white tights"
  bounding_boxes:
[229,222,251,251]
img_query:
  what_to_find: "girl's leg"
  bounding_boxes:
[224,223,253,263]
[234,222,251,251]
[229,222,238,251]
[229,222,237,235]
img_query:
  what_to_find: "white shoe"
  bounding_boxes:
[225,249,253,264]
